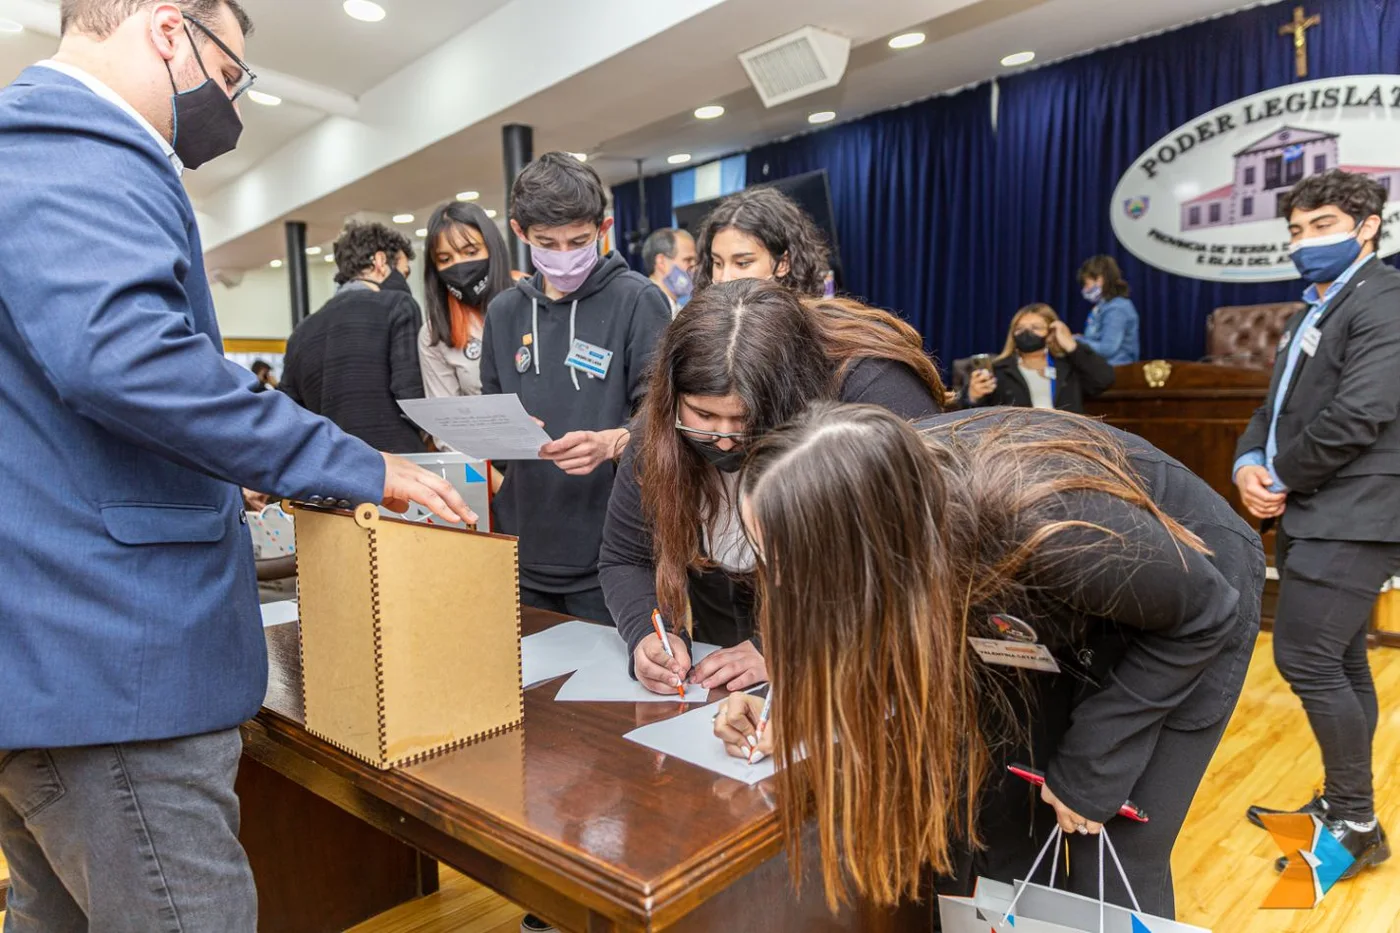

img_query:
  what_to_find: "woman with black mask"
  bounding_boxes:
[419,201,514,398]
[965,302,1115,414]
[600,280,944,695]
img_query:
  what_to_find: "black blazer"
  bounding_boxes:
[1235,255,1400,542]
[969,344,1115,414]
[922,409,1264,827]
[281,286,426,453]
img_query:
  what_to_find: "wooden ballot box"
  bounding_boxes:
[292,502,523,769]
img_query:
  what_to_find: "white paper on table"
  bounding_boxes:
[398,395,551,461]
[623,698,778,785]
[521,620,618,688]
[259,600,299,628]
[553,637,722,704]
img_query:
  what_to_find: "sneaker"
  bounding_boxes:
[1247,792,1328,829]
[521,915,557,933]
[1274,818,1390,879]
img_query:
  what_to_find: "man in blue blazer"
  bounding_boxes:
[0,3,472,930]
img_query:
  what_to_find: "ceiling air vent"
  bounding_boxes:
[738,26,851,109]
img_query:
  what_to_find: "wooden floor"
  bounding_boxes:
[3,635,1397,932]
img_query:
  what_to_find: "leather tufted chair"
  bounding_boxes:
[1205,302,1305,369]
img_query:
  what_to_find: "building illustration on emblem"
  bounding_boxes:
[1180,126,1400,230]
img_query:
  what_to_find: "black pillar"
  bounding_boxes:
[284,221,310,327]
[502,124,534,275]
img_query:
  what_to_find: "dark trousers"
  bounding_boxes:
[1272,533,1400,821]
[520,584,613,625]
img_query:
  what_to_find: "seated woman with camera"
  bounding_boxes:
[964,303,1115,414]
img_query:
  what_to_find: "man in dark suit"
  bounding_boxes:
[1234,170,1400,877]
[281,222,427,453]
[0,3,471,931]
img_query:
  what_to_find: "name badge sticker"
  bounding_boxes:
[565,339,614,379]
[969,637,1062,673]
[1300,326,1322,357]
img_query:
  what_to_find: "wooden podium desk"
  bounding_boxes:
[1084,361,1270,532]
[239,612,925,933]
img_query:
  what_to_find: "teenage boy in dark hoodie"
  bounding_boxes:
[481,152,671,624]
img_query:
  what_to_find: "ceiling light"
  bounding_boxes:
[808,111,836,124]
[324,255,336,263]
[888,32,925,50]
[392,213,414,224]
[0,18,24,34]
[667,153,692,165]
[305,246,322,256]
[484,209,498,218]
[247,90,282,107]
[342,0,386,23]
[567,152,588,162]
[415,228,428,238]
[1000,51,1036,67]
[456,190,479,202]
[694,105,725,120]
[270,259,283,269]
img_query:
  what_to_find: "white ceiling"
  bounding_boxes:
[0,0,1262,275]
[0,0,511,197]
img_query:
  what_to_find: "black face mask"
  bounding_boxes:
[684,436,745,473]
[380,269,412,294]
[165,30,243,170]
[440,259,492,305]
[1014,331,1047,353]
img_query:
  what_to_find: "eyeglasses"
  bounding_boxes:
[674,420,755,446]
[185,17,257,101]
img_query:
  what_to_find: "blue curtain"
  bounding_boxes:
[744,0,1400,365]
[747,87,1001,362]
[610,174,673,274]
[992,0,1400,362]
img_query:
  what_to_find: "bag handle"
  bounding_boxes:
[999,827,1143,932]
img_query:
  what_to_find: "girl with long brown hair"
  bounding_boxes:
[964,302,1115,413]
[716,402,1263,919]
[599,280,944,694]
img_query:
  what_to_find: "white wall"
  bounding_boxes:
[212,257,431,339]
[211,263,339,339]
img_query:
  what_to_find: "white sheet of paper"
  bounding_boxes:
[398,395,552,461]
[624,698,777,785]
[553,637,722,704]
[521,620,618,688]
[259,600,299,628]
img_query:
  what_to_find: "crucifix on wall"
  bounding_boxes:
[1280,5,1321,78]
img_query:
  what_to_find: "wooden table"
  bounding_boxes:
[239,612,927,933]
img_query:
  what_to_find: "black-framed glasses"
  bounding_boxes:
[185,17,257,101]
[674,420,755,446]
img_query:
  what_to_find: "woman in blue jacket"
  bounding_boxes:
[1077,255,1140,365]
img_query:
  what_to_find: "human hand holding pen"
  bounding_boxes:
[714,693,774,764]
[633,628,692,696]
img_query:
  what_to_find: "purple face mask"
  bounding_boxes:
[531,239,600,294]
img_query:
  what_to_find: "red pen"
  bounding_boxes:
[1008,764,1149,823]
[651,610,687,701]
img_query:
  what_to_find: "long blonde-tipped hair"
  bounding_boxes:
[995,302,1066,362]
[738,403,1207,911]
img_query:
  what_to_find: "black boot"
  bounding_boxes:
[1274,819,1390,878]
[1247,792,1328,829]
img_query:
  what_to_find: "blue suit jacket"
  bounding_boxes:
[0,66,386,749]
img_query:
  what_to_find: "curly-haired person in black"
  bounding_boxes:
[693,186,832,296]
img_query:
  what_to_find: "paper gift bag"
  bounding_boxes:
[294,502,523,769]
[938,829,1210,933]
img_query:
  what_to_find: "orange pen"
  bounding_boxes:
[650,610,687,700]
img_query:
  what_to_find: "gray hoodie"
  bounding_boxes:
[480,250,670,593]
